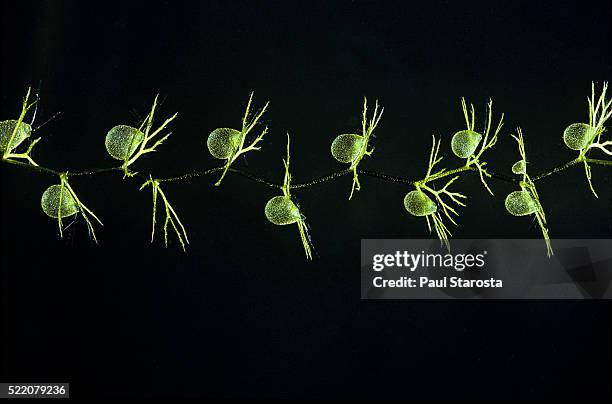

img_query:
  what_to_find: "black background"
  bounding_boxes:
[1,0,611,399]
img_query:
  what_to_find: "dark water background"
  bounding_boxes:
[1,0,611,399]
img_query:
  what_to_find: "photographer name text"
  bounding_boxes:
[371,251,503,289]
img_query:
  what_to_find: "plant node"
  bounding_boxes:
[407,135,467,251]
[208,92,269,186]
[506,128,552,256]
[40,172,103,243]
[1,88,41,166]
[140,176,189,252]
[330,97,383,200]
[109,95,178,178]
[264,133,313,260]
[565,82,612,198]
[455,98,504,195]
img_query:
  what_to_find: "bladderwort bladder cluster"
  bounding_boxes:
[1,84,611,259]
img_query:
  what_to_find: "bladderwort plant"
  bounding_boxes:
[140,175,189,252]
[453,97,504,195]
[105,94,178,178]
[401,98,503,250]
[207,92,269,186]
[264,134,313,260]
[0,88,41,166]
[330,97,383,199]
[103,95,188,250]
[1,89,188,249]
[405,135,467,251]
[1,83,611,258]
[561,82,612,198]
[40,173,103,242]
[506,128,552,256]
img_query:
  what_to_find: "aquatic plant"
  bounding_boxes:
[563,82,612,198]
[206,92,269,186]
[264,134,313,260]
[330,97,383,199]
[505,128,552,256]
[39,173,102,242]
[2,84,611,257]
[1,88,41,166]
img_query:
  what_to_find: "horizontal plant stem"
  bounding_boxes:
[68,167,123,176]
[532,157,612,181]
[2,155,610,191]
[588,158,612,166]
[291,168,354,188]
[2,158,61,175]
[158,167,281,188]
[1,158,123,177]
[532,157,581,181]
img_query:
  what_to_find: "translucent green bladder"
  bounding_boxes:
[504,190,537,216]
[403,189,437,217]
[563,123,593,150]
[105,125,145,160]
[0,120,32,153]
[451,129,482,158]
[511,159,526,175]
[40,184,79,218]
[265,195,301,225]
[330,133,364,164]
[207,128,242,160]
